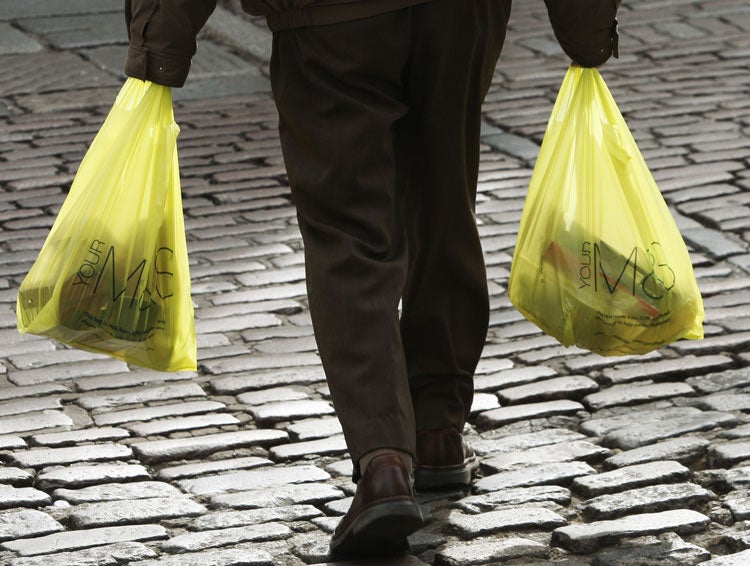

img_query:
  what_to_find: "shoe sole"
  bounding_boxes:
[414,457,480,491]
[329,499,424,560]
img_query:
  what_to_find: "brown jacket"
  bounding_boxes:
[125,0,619,88]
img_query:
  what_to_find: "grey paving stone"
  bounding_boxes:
[572,461,690,498]
[701,550,750,565]
[92,400,226,426]
[448,507,566,537]
[210,367,326,394]
[53,481,184,504]
[0,411,73,435]
[436,536,548,566]
[564,351,661,374]
[129,545,273,566]
[591,533,711,566]
[35,463,151,490]
[74,370,198,393]
[724,491,750,521]
[0,509,62,542]
[123,413,240,436]
[477,400,585,427]
[1,524,168,556]
[473,428,587,456]
[671,331,750,355]
[8,542,156,566]
[497,376,599,404]
[201,352,320,375]
[695,393,750,412]
[0,383,70,402]
[552,510,711,554]
[78,383,206,410]
[583,382,695,410]
[709,441,750,467]
[178,464,330,496]
[581,408,690,437]
[248,399,335,423]
[194,312,281,334]
[0,485,50,509]
[131,429,288,463]
[30,427,130,447]
[0,396,61,417]
[1,0,121,18]
[270,434,347,460]
[286,417,343,441]
[600,355,733,386]
[68,497,207,529]
[470,392,502,413]
[0,23,43,55]
[236,387,309,406]
[157,456,272,481]
[209,482,344,509]
[0,467,33,486]
[9,443,132,469]
[474,365,557,391]
[316,555,429,566]
[483,440,611,472]
[604,437,710,469]
[582,482,715,520]
[685,367,750,393]
[160,522,292,553]
[189,504,322,530]
[7,359,130,386]
[721,423,750,440]
[604,410,738,450]
[457,486,572,513]
[475,461,596,494]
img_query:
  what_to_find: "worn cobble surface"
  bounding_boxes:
[1,0,750,564]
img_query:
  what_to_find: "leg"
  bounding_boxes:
[401,0,512,432]
[270,14,424,558]
[270,12,415,476]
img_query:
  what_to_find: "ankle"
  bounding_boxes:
[360,448,413,476]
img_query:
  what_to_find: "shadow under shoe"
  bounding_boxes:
[329,453,424,560]
[414,427,480,491]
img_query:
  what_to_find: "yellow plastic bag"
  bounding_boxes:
[508,67,704,356]
[17,78,196,371]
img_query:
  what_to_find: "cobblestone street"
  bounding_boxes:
[1,0,750,564]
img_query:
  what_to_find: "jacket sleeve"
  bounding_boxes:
[544,0,620,68]
[124,0,217,87]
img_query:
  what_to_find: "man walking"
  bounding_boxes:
[124,0,620,558]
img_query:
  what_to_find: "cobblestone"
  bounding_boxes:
[436,536,548,565]
[131,429,288,463]
[35,464,151,490]
[1,524,168,556]
[53,481,184,504]
[552,510,711,554]
[572,461,691,498]
[68,497,207,529]
[603,436,710,469]
[8,542,157,566]
[0,509,62,542]
[8,443,132,468]
[591,533,711,566]
[581,482,714,520]
[448,507,567,537]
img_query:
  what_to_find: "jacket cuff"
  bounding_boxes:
[546,0,620,68]
[125,45,191,88]
[558,18,619,68]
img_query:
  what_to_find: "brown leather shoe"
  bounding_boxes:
[414,427,479,491]
[329,453,423,560]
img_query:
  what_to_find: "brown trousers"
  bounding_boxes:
[270,0,511,475]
